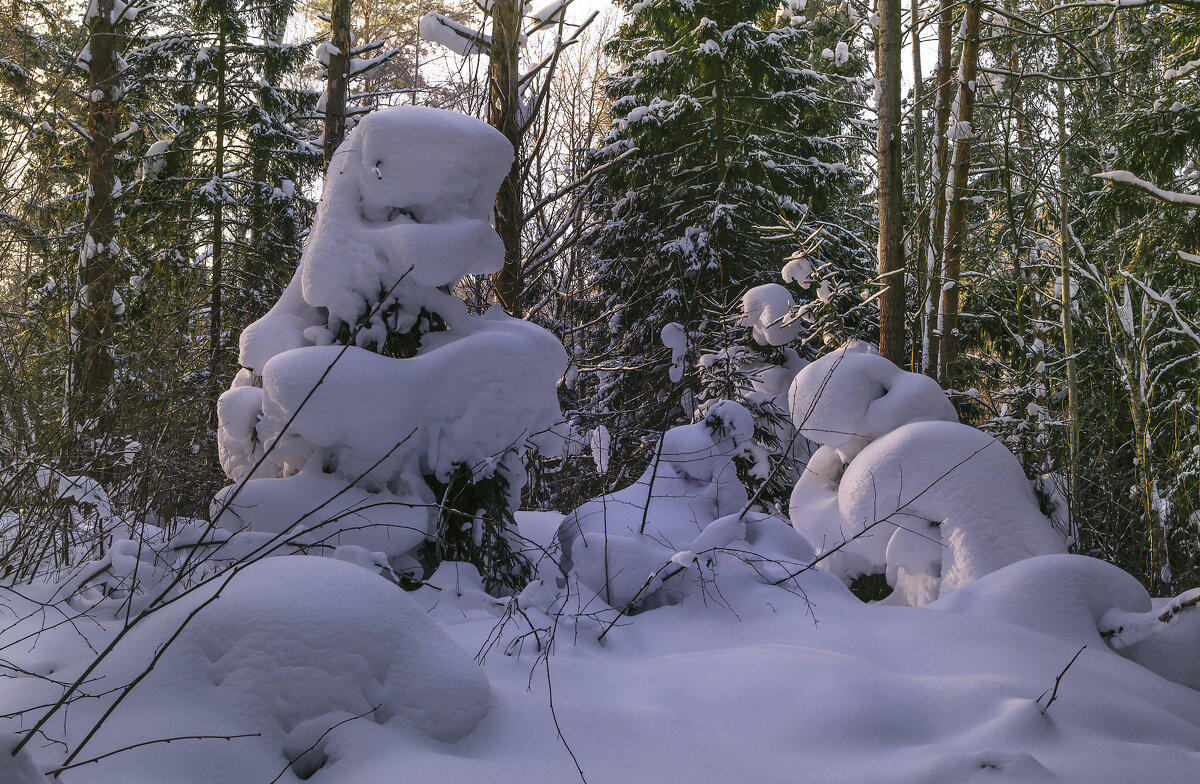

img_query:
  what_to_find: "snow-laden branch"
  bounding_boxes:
[1092,170,1200,206]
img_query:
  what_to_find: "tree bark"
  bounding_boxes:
[71,0,124,457]
[936,0,980,385]
[922,0,956,377]
[876,0,907,367]
[324,0,352,173]
[909,0,926,359]
[208,13,229,432]
[1057,78,1080,542]
[489,0,524,316]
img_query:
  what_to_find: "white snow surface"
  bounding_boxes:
[5,544,1200,784]
[418,12,488,57]
[0,556,491,783]
[660,321,687,382]
[840,420,1068,598]
[787,342,957,456]
[554,402,760,607]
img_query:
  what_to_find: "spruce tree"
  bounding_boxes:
[581,0,871,491]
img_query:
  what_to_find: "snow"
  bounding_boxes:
[1092,170,1200,206]
[786,345,1064,603]
[419,13,488,57]
[0,556,491,783]
[840,420,1068,599]
[787,342,956,455]
[781,252,813,287]
[741,283,801,346]
[554,401,757,608]
[660,321,687,382]
[217,106,566,570]
[1104,587,1200,690]
[589,424,610,474]
[8,541,1200,783]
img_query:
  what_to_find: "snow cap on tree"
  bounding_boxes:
[214,106,567,589]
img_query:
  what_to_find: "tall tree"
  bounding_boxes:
[876,0,906,366]
[582,0,870,483]
[935,0,980,384]
[70,0,131,462]
[421,1,598,316]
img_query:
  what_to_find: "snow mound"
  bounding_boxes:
[241,106,512,370]
[931,554,1152,648]
[840,421,1067,600]
[934,555,1200,692]
[0,734,49,784]
[1103,586,1200,690]
[126,556,491,744]
[212,472,433,561]
[552,401,806,607]
[787,346,1064,604]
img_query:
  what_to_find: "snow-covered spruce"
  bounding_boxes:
[214,106,567,591]
[787,343,1065,604]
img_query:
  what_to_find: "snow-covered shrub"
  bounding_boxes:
[213,106,567,592]
[551,401,816,610]
[28,555,492,781]
[787,344,1065,604]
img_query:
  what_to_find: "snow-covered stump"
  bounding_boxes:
[213,106,567,592]
[786,344,1066,604]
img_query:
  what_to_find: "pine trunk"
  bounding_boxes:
[209,20,228,431]
[324,0,352,172]
[1057,78,1080,542]
[909,0,926,358]
[922,0,956,377]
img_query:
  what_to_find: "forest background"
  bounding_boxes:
[1,0,1198,598]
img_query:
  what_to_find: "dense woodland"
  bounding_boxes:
[2,0,1199,597]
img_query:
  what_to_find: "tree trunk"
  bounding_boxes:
[324,0,352,173]
[909,0,926,358]
[1057,78,1080,542]
[922,0,956,376]
[876,0,906,367]
[208,18,228,431]
[936,0,980,385]
[70,0,124,463]
[489,0,524,316]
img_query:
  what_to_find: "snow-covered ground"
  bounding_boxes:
[2,524,1199,784]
